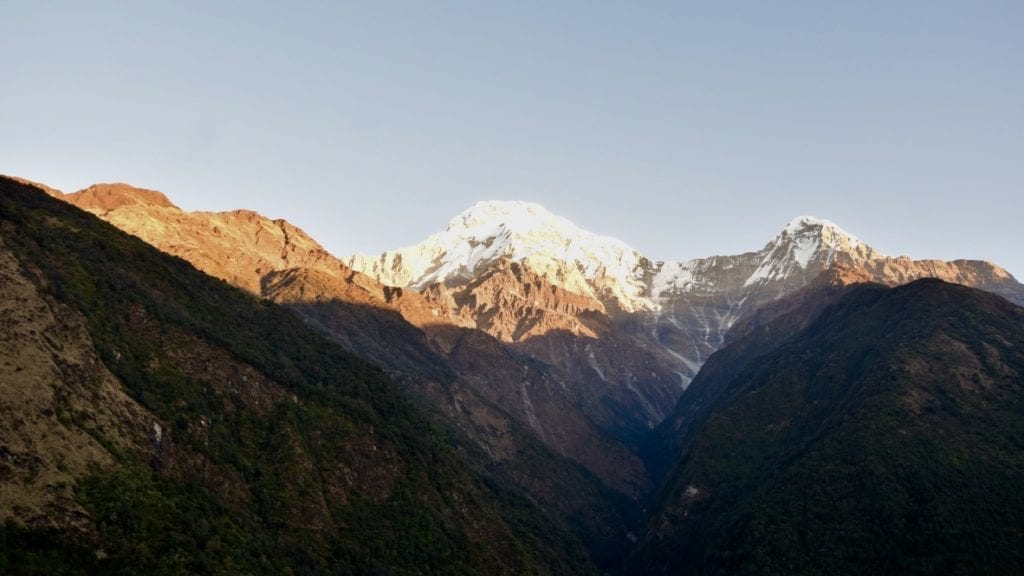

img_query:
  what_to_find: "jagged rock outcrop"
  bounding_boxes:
[444,258,608,341]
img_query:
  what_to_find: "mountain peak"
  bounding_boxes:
[348,200,653,311]
[449,200,554,230]
[743,216,882,287]
[782,215,863,244]
[66,183,177,211]
[444,200,588,248]
[785,214,843,234]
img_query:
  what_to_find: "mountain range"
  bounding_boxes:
[3,174,1023,574]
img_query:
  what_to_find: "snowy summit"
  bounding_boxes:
[347,204,885,311]
[346,200,654,311]
[744,215,883,286]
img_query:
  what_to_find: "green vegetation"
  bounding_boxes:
[631,280,1024,575]
[0,177,595,574]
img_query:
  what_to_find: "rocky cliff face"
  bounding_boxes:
[64,184,403,302]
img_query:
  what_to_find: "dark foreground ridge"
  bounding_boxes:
[631,279,1024,575]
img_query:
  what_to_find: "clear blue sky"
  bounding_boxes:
[2,1,1021,278]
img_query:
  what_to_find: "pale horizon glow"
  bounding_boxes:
[2,1,1021,279]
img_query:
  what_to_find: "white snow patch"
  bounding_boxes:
[792,236,820,269]
[650,261,697,296]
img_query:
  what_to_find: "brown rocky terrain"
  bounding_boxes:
[64,183,387,299]
[440,258,609,341]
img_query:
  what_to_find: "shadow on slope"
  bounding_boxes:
[631,279,1024,575]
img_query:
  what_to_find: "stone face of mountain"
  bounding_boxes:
[0,177,596,574]
[441,258,609,341]
[629,279,1024,575]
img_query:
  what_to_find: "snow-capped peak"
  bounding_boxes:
[784,215,862,244]
[448,200,565,233]
[440,200,620,262]
[347,201,656,311]
[347,207,887,311]
[744,215,883,286]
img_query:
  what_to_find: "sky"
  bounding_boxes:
[2,1,1022,278]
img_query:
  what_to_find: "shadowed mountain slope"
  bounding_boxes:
[630,279,1024,575]
[0,176,597,575]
